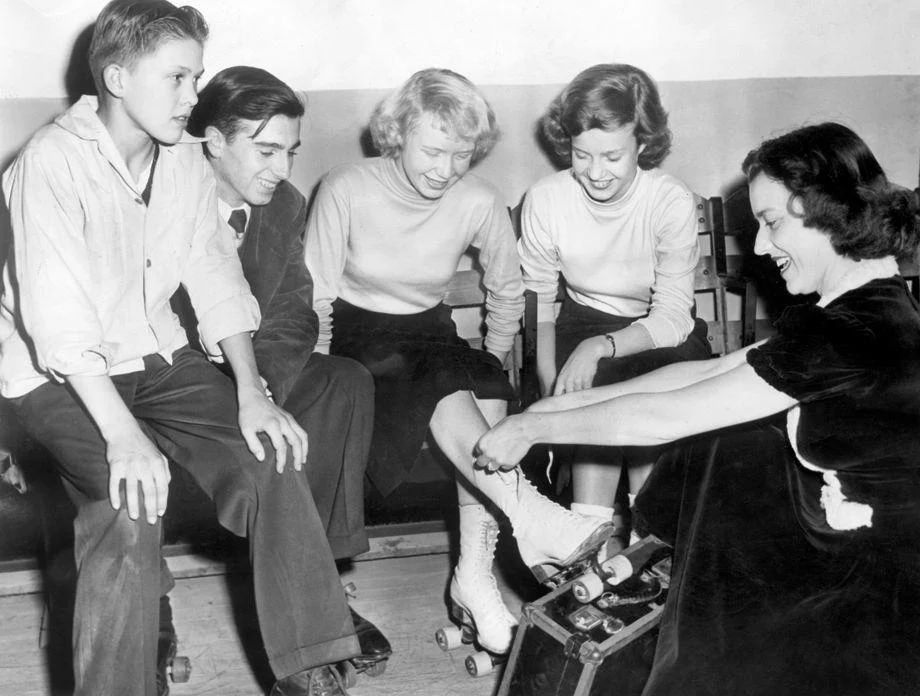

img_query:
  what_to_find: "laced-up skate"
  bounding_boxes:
[436,504,518,677]
[478,469,615,586]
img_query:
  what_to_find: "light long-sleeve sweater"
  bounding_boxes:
[305,156,524,354]
[518,167,699,348]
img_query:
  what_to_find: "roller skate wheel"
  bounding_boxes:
[435,625,464,651]
[338,660,357,688]
[572,572,605,603]
[465,650,494,677]
[168,655,192,683]
[364,658,387,677]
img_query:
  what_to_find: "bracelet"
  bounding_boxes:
[604,333,617,358]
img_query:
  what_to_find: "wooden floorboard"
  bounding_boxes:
[0,547,544,696]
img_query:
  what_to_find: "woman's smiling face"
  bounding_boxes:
[570,124,645,203]
[749,172,840,297]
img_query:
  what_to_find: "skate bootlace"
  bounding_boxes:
[454,520,516,627]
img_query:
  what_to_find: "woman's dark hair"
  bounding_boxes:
[743,122,920,261]
[542,63,671,169]
[187,66,305,143]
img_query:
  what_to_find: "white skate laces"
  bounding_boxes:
[451,507,517,654]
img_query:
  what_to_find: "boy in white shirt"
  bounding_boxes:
[1,2,353,694]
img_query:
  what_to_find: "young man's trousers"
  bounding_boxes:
[12,347,360,696]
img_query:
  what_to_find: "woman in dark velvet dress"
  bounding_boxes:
[475,122,920,694]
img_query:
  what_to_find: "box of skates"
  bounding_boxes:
[496,535,671,696]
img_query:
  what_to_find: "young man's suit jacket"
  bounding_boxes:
[237,180,319,406]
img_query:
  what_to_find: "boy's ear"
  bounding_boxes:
[101,63,126,98]
[204,125,226,158]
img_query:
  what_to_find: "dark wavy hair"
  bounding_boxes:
[187,66,305,147]
[743,122,920,261]
[541,63,671,169]
[89,0,208,95]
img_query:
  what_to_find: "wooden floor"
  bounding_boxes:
[0,546,544,696]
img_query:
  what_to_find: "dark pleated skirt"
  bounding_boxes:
[330,298,514,497]
[554,297,712,384]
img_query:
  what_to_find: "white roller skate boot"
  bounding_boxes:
[475,468,615,584]
[447,504,517,654]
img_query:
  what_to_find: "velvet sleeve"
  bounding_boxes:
[746,302,881,402]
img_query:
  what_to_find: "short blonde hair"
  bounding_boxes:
[369,68,499,164]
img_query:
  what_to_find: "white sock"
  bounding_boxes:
[571,502,615,520]
[627,493,637,508]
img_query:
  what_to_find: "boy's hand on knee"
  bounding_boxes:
[105,427,170,525]
[237,389,309,473]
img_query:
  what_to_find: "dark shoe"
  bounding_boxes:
[349,605,392,660]
[270,665,350,696]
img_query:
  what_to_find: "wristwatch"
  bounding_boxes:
[604,333,617,358]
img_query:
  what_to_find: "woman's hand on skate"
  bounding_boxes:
[475,413,538,471]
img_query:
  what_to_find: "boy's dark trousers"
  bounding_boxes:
[280,352,373,560]
[11,347,360,696]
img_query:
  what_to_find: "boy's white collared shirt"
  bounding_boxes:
[217,198,252,249]
[0,95,260,397]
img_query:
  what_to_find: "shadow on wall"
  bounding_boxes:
[0,22,95,288]
[65,23,97,105]
[359,126,377,159]
[0,22,94,176]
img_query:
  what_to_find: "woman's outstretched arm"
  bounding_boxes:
[476,358,793,469]
[527,341,764,413]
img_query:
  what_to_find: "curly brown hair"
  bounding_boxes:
[542,63,671,170]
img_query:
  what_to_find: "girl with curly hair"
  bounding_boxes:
[519,63,711,546]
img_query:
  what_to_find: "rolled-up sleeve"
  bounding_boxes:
[473,197,524,355]
[5,147,111,379]
[183,163,260,358]
[632,187,698,348]
[303,179,350,354]
[518,192,561,325]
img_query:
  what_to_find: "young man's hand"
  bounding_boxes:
[237,387,308,473]
[105,426,170,525]
[66,373,169,526]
